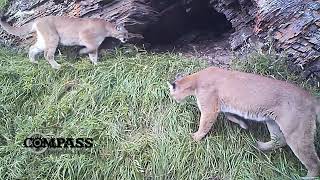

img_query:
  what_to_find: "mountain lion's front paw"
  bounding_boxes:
[30,60,38,64]
[52,64,61,70]
[191,132,203,142]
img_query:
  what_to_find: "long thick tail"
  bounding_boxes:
[0,18,34,37]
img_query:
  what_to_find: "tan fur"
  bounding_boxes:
[168,66,320,178]
[0,16,128,69]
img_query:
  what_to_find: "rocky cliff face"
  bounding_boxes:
[0,0,319,81]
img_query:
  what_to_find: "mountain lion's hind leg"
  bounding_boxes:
[256,120,287,151]
[225,114,248,129]
[277,114,320,177]
[29,44,43,63]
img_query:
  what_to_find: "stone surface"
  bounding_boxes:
[207,0,320,80]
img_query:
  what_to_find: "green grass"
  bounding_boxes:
[0,0,8,10]
[0,47,318,179]
[232,51,319,92]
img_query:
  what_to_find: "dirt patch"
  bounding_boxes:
[149,31,234,68]
[142,0,234,67]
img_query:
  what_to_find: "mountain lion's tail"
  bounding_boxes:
[0,18,34,37]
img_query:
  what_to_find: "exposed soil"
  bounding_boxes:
[149,30,234,68]
[142,0,234,68]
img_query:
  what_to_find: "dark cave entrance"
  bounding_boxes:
[143,0,233,45]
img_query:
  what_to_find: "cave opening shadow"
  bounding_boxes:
[143,1,233,45]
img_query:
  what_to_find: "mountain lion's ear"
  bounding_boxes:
[167,81,176,90]
[115,24,125,31]
[115,25,122,31]
[175,73,184,80]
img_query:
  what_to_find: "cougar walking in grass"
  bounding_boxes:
[168,66,320,178]
[0,16,128,69]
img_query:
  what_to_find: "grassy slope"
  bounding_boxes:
[0,48,318,179]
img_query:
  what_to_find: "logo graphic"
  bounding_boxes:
[24,132,93,154]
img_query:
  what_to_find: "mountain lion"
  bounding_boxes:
[0,16,128,69]
[168,66,320,178]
